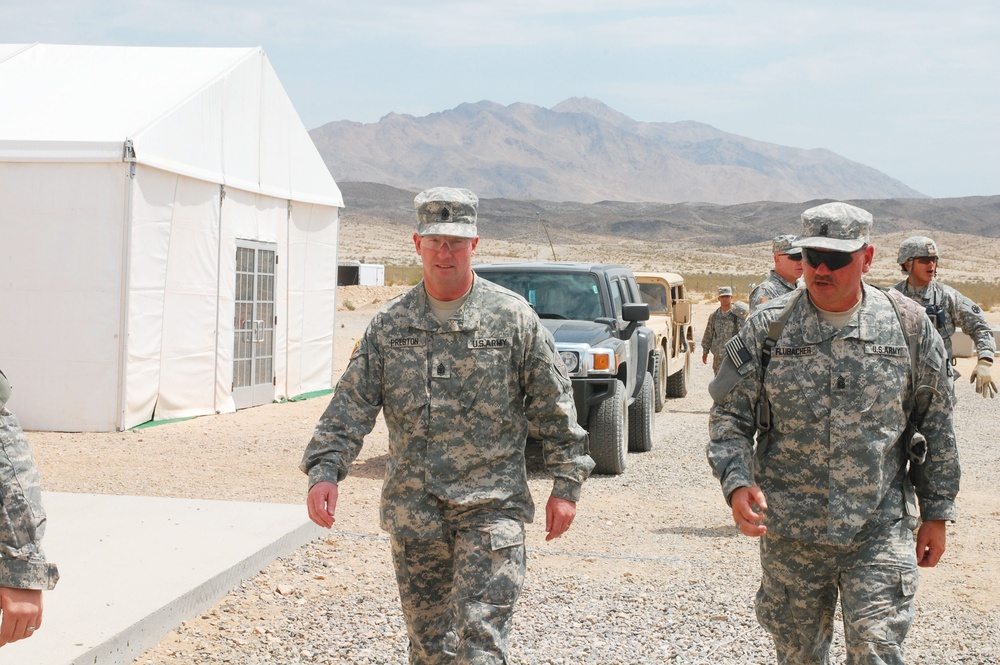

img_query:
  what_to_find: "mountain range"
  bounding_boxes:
[310,97,925,205]
[337,182,1000,247]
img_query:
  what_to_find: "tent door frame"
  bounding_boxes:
[233,239,277,409]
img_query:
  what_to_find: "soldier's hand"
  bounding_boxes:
[0,587,42,646]
[730,486,768,537]
[970,359,996,399]
[916,519,947,567]
[701,352,708,365]
[545,496,576,541]
[307,481,339,528]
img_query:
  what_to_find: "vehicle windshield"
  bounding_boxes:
[638,282,669,314]
[478,271,602,320]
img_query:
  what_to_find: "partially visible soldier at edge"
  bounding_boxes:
[701,286,749,374]
[749,234,803,312]
[301,186,594,664]
[0,369,59,647]
[892,235,996,398]
[708,202,961,664]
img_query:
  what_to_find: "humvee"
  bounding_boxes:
[634,272,694,408]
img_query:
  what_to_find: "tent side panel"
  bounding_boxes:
[122,166,179,428]
[0,162,126,431]
[150,175,223,421]
[286,203,340,396]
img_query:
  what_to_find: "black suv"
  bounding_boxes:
[474,262,656,475]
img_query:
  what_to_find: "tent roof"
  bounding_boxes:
[0,44,342,207]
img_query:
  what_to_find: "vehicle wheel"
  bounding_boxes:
[652,349,666,413]
[587,379,627,475]
[666,355,689,398]
[628,372,655,452]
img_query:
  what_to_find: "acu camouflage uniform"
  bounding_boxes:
[702,302,749,373]
[707,285,960,665]
[0,371,59,591]
[891,279,996,365]
[749,271,798,312]
[301,277,592,665]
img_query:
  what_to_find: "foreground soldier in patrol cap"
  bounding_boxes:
[0,369,59,647]
[301,186,594,664]
[707,202,960,664]
[749,234,803,312]
[892,235,996,398]
[701,286,749,374]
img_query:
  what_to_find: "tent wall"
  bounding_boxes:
[0,162,127,431]
[286,203,339,396]
[121,165,339,430]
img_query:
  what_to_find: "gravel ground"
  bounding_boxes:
[30,290,1000,664]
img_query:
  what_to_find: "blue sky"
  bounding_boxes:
[3,1,999,198]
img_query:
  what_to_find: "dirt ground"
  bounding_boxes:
[25,268,1000,663]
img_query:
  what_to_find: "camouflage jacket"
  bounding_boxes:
[701,303,749,357]
[0,408,59,590]
[301,277,594,538]
[749,271,798,312]
[708,284,960,546]
[892,279,996,362]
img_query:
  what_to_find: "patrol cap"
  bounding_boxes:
[772,234,802,257]
[414,187,478,238]
[792,202,872,252]
[897,235,939,265]
[718,286,733,297]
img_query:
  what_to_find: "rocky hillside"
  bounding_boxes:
[311,98,925,205]
[337,182,1000,247]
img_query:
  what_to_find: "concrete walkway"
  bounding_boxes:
[0,492,324,665]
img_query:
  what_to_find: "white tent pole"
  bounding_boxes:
[213,185,226,415]
[117,147,137,431]
[284,200,292,399]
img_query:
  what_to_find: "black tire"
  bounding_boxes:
[652,349,666,413]
[666,354,689,398]
[588,379,627,475]
[628,372,655,452]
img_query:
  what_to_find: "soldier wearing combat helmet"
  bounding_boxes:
[708,201,960,663]
[893,235,996,398]
[302,186,593,664]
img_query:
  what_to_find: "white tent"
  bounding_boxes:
[0,44,344,432]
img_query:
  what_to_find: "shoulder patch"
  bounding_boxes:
[972,304,982,314]
[724,336,752,369]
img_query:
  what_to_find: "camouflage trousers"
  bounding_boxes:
[711,353,724,374]
[390,513,526,665]
[755,520,917,665]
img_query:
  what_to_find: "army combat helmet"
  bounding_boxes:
[897,236,939,271]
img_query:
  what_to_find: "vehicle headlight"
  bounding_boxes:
[559,350,580,373]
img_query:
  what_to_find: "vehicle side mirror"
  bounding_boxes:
[622,302,650,322]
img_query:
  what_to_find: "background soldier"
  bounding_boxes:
[749,234,803,312]
[0,370,59,647]
[893,235,996,398]
[701,286,748,373]
[708,202,961,664]
[301,187,594,664]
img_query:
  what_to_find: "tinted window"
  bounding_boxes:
[639,283,669,314]
[477,270,602,320]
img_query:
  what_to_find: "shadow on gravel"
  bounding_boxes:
[654,524,740,538]
[350,454,389,479]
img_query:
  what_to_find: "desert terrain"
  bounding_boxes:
[27,224,1000,663]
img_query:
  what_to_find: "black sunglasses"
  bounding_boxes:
[802,247,857,271]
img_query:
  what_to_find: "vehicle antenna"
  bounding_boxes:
[537,212,557,261]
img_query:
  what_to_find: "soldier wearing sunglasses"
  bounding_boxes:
[749,234,804,312]
[708,202,960,664]
[892,236,996,398]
